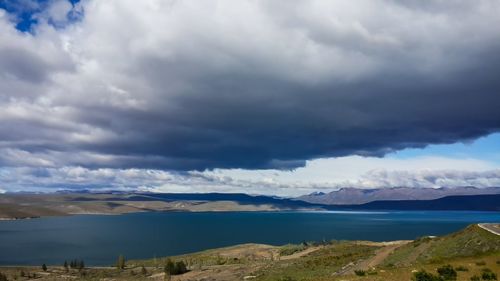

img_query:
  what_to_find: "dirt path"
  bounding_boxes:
[280,246,323,260]
[340,241,410,275]
[478,223,500,236]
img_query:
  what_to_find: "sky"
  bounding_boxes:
[0,0,499,196]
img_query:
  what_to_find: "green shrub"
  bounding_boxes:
[354,269,366,276]
[437,264,457,280]
[481,268,497,280]
[164,259,188,275]
[413,270,443,281]
[455,266,468,272]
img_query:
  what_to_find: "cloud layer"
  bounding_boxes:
[1,1,500,194]
[1,156,499,196]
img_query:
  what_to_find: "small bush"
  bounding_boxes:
[413,270,443,281]
[437,264,457,280]
[42,263,47,272]
[0,272,8,281]
[455,266,468,272]
[475,261,486,266]
[481,268,497,280]
[354,269,366,276]
[164,259,188,275]
[470,275,480,281]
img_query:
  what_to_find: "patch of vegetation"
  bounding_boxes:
[413,236,433,247]
[354,269,366,276]
[0,272,7,281]
[455,265,468,271]
[413,270,444,281]
[279,244,307,256]
[164,258,188,275]
[384,225,500,266]
[69,259,85,270]
[256,242,378,281]
[436,264,457,281]
[481,268,497,280]
[476,261,486,266]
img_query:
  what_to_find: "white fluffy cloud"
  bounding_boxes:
[1,155,499,196]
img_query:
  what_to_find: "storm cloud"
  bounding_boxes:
[1,0,500,171]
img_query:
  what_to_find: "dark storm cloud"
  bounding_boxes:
[1,0,500,171]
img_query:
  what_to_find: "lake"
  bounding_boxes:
[1,211,499,265]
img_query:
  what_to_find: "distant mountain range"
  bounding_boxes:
[342,194,500,212]
[1,190,499,219]
[297,186,500,205]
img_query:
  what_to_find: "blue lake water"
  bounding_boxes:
[0,211,499,265]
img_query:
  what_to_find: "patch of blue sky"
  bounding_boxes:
[391,133,500,164]
[0,0,81,32]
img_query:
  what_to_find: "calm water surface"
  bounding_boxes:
[1,211,499,265]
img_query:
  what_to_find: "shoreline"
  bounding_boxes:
[2,208,500,221]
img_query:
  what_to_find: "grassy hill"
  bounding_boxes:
[383,224,500,267]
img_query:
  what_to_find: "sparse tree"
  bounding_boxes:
[164,270,171,281]
[175,261,187,274]
[117,255,126,270]
[42,263,47,272]
[64,260,69,272]
[78,260,85,271]
[164,258,175,275]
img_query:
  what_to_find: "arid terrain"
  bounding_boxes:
[0,224,498,281]
[0,193,323,220]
